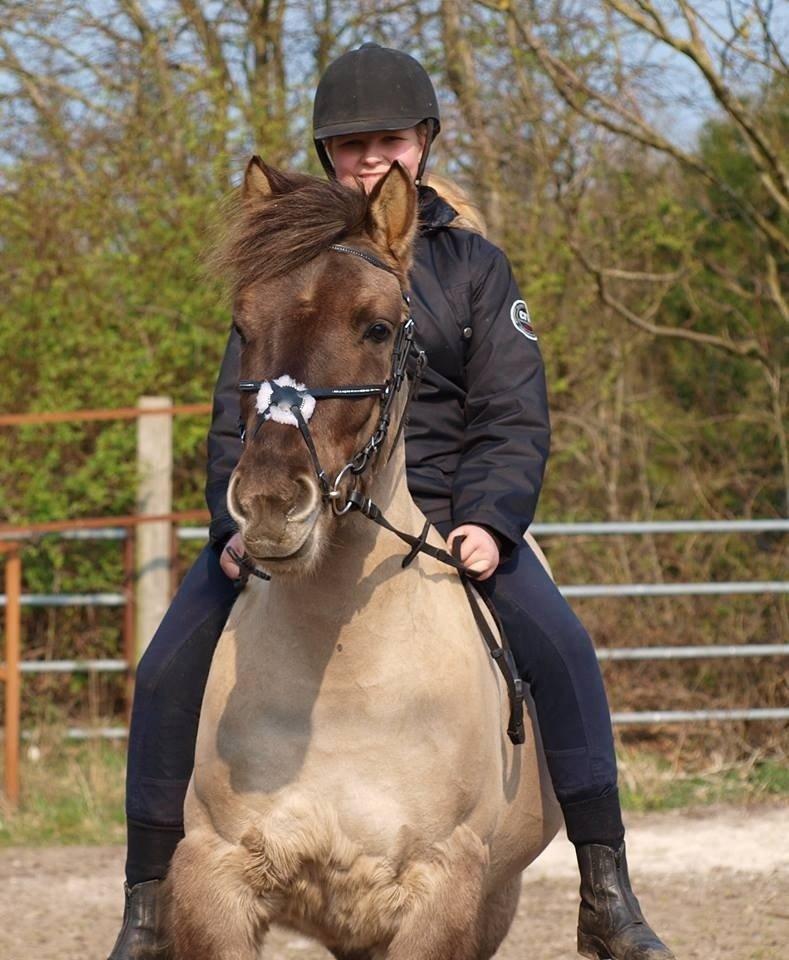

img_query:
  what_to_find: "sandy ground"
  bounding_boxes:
[1,805,787,960]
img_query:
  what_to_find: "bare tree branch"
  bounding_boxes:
[765,252,789,326]
[177,0,235,100]
[569,237,769,362]
[486,0,789,255]
[0,36,89,185]
[687,2,785,75]
[601,266,690,282]
[754,0,788,73]
[605,0,789,215]
[116,0,177,118]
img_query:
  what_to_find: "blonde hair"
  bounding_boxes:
[423,172,487,237]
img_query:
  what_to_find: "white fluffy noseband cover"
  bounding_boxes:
[255,375,316,427]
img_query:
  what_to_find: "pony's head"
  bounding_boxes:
[213,156,418,575]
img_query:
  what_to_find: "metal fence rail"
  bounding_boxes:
[596,644,789,660]
[18,705,785,741]
[563,581,787,597]
[6,518,786,542]
[6,519,786,602]
[15,643,789,675]
[6,580,787,607]
[1,593,126,607]
[2,518,787,751]
[612,708,789,724]
[529,519,789,535]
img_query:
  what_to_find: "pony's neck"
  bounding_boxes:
[327,437,424,575]
[362,438,422,535]
[270,437,426,605]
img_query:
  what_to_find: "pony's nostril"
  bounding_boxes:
[227,473,248,522]
[288,475,319,523]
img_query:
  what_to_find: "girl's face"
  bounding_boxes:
[327,126,425,193]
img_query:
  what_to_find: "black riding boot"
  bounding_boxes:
[107,879,168,959]
[576,842,675,960]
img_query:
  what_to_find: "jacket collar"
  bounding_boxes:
[417,185,458,233]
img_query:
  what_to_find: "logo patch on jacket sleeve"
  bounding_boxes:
[510,299,538,340]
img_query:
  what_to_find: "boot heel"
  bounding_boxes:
[577,930,609,960]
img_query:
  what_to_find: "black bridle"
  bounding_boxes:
[239,246,422,514]
[234,241,525,745]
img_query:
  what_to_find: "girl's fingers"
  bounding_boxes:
[462,542,482,565]
[448,529,497,577]
[447,527,499,581]
[463,545,495,574]
[220,546,241,579]
[452,531,482,561]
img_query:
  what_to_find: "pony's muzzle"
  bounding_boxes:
[227,472,321,556]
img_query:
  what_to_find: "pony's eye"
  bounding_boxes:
[232,322,247,345]
[364,321,392,344]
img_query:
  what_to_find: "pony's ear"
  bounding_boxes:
[243,156,307,199]
[365,162,418,266]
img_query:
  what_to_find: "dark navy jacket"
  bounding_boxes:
[205,187,551,554]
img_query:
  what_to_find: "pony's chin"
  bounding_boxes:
[244,525,321,577]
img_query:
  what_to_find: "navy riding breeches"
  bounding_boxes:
[125,543,238,829]
[125,528,619,841]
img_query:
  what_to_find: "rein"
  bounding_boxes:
[234,242,525,745]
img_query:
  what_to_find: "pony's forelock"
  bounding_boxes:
[209,173,369,298]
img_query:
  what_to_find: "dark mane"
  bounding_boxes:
[210,172,369,297]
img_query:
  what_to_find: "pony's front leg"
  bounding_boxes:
[164,829,269,960]
[385,826,488,960]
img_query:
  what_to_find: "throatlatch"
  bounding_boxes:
[235,242,526,745]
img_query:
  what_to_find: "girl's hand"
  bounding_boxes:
[447,524,500,580]
[220,532,245,579]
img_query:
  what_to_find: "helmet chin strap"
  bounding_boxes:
[414,118,437,186]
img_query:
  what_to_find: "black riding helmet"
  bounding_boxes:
[313,42,440,185]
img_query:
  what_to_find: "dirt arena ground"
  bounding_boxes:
[1,804,786,960]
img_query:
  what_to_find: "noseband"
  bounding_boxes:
[234,241,525,746]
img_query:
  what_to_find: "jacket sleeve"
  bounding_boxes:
[205,325,243,547]
[451,240,551,553]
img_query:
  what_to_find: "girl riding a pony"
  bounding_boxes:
[108,42,674,960]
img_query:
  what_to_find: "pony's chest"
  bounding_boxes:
[197,627,498,850]
[194,566,505,855]
[204,654,487,815]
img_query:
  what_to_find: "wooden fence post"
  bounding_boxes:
[135,397,172,662]
[2,545,22,807]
